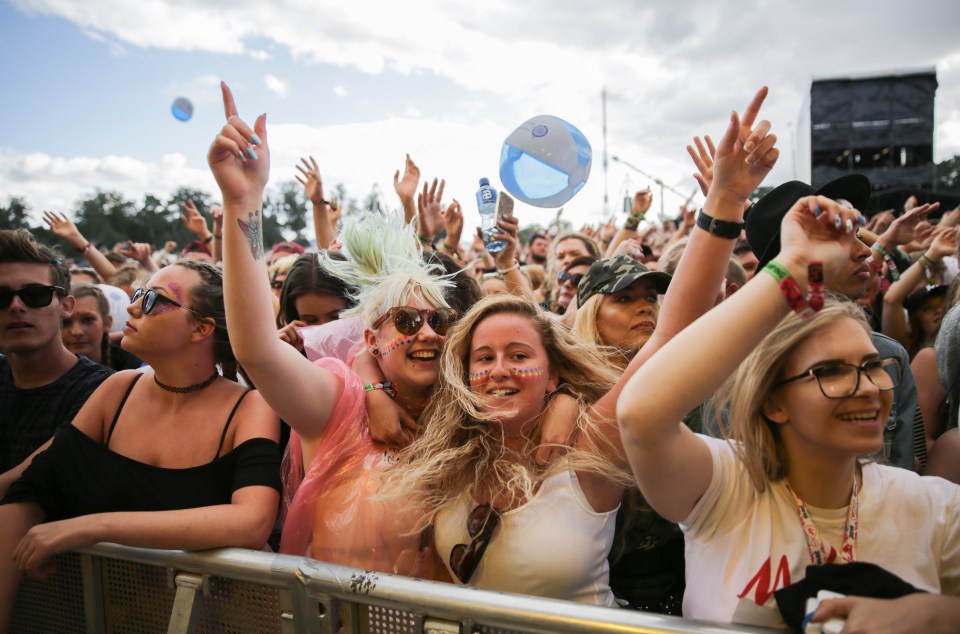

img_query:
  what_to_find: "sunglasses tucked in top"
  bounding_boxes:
[132,288,209,321]
[449,503,502,583]
[372,306,459,337]
[776,357,900,400]
[0,285,66,309]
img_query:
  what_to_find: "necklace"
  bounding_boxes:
[153,369,219,394]
[786,470,860,565]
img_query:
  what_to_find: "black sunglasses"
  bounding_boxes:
[372,306,459,337]
[132,288,209,321]
[557,271,584,287]
[0,285,66,309]
[449,503,501,583]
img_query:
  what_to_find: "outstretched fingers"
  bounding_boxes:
[739,85,769,131]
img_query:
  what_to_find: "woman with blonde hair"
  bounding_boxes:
[617,196,960,628]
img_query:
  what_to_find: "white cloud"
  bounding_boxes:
[264,74,288,99]
[333,85,347,97]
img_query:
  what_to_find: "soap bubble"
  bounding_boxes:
[171,97,194,122]
[499,115,592,208]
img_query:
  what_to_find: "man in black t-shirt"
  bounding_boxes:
[0,230,113,492]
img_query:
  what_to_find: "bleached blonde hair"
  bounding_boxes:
[316,212,453,323]
[383,294,632,530]
[714,298,873,493]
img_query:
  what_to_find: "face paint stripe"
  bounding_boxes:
[511,367,544,380]
[381,335,416,357]
[468,370,491,386]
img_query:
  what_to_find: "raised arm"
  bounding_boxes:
[209,82,342,438]
[618,196,861,521]
[295,156,337,249]
[42,211,119,282]
[393,154,420,224]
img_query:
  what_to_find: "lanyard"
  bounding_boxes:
[786,475,859,566]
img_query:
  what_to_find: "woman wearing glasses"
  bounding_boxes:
[209,83,455,576]
[617,197,960,627]
[0,260,281,631]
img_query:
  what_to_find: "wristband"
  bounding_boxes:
[498,260,520,274]
[415,232,432,245]
[203,235,214,244]
[871,242,901,281]
[78,242,93,254]
[696,209,744,240]
[867,257,890,294]
[807,261,824,311]
[761,261,816,318]
[364,381,397,398]
[212,232,222,240]
[624,211,643,231]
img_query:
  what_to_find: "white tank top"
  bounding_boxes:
[434,470,617,606]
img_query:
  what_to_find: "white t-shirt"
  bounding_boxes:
[434,469,618,606]
[682,435,960,627]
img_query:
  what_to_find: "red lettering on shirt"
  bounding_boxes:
[737,555,792,606]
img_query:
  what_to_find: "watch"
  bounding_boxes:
[696,209,744,240]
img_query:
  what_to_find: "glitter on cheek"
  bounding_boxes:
[511,367,544,381]
[149,301,177,316]
[468,370,491,387]
[381,335,416,358]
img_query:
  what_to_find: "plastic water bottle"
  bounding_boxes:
[477,178,506,253]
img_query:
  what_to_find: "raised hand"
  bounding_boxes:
[633,188,654,216]
[927,225,958,260]
[393,154,421,204]
[489,213,520,269]
[710,86,779,204]
[879,202,939,248]
[416,177,445,239]
[207,82,269,207]
[443,199,464,248]
[210,205,224,233]
[180,199,211,238]
[42,211,85,248]
[295,156,325,205]
[686,135,716,197]
[779,196,860,275]
[117,242,156,270]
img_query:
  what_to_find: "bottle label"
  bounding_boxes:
[480,188,496,204]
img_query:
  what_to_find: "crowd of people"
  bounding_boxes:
[1,82,959,632]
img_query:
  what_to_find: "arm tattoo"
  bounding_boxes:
[237,210,264,260]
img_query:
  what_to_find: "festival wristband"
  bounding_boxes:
[871,242,901,281]
[761,261,815,318]
[364,382,397,397]
[78,242,93,254]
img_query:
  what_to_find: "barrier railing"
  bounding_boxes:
[12,543,776,633]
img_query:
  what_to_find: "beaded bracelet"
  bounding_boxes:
[364,381,397,398]
[761,261,816,318]
[871,242,901,281]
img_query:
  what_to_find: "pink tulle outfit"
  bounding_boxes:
[279,355,436,578]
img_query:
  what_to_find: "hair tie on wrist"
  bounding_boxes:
[498,260,520,274]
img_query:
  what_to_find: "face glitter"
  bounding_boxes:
[167,282,184,303]
[381,335,416,357]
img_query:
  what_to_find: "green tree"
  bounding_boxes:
[270,180,308,243]
[935,155,960,193]
[0,197,32,231]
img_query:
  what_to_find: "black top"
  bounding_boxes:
[0,355,114,472]
[106,343,142,372]
[2,374,281,520]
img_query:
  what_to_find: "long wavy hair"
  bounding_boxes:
[384,294,631,530]
[714,298,874,493]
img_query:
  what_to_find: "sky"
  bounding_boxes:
[2,0,960,236]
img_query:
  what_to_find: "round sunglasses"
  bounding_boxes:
[372,306,459,336]
[0,285,66,309]
[131,288,209,321]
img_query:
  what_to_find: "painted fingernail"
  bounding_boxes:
[250,133,262,146]
[245,146,258,160]
[834,215,842,230]
[845,218,853,233]
[814,205,822,217]
[859,214,867,226]
[237,150,245,161]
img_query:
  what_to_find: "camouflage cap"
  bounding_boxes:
[577,255,671,306]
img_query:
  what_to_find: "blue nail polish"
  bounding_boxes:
[814,205,822,217]
[834,215,842,230]
[859,214,867,226]
[250,133,262,146]
[245,147,258,160]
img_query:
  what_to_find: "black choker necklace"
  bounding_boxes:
[153,369,219,394]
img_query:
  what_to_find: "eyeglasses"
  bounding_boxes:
[372,306,459,336]
[557,271,584,287]
[776,357,900,400]
[449,503,501,583]
[0,285,66,309]
[132,288,209,321]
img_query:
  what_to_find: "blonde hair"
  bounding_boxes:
[384,294,630,528]
[316,212,452,324]
[715,298,872,492]
[571,293,633,370]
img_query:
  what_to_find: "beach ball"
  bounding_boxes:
[499,115,592,208]
[171,97,194,122]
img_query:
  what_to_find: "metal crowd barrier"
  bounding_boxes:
[11,543,776,633]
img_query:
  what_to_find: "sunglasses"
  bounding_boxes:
[132,288,209,321]
[557,271,584,287]
[449,503,501,583]
[0,285,66,309]
[372,306,459,336]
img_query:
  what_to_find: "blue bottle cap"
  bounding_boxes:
[479,177,490,186]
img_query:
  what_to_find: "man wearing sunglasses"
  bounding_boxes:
[0,230,113,494]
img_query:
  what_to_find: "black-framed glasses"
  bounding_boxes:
[776,357,900,400]
[449,503,501,583]
[557,271,584,287]
[0,285,66,309]
[372,306,459,336]
[131,288,209,321]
